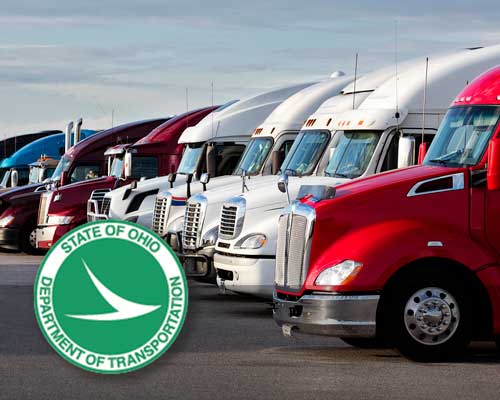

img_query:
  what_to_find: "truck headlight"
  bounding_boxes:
[236,234,267,249]
[46,215,75,225]
[315,260,363,286]
[168,217,184,234]
[0,215,14,227]
[202,225,219,247]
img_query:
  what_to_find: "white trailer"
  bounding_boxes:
[212,45,500,298]
[90,82,315,228]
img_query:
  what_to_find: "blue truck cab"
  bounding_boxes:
[0,129,97,189]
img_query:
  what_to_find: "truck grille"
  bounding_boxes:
[182,194,207,250]
[101,198,111,216]
[275,204,315,292]
[152,192,171,236]
[38,192,52,225]
[218,196,246,240]
[87,189,111,221]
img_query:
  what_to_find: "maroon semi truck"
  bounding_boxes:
[36,107,217,249]
[0,118,168,253]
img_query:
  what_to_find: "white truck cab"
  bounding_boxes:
[175,65,416,282]
[213,46,500,297]
[94,82,313,227]
[152,75,353,244]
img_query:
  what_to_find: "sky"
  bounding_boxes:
[1,0,500,137]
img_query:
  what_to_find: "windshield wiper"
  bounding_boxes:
[429,149,463,164]
[333,172,349,178]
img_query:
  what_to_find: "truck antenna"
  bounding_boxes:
[186,87,189,112]
[352,53,358,110]
[111,109,115,130]
[421,57,429,145]
[394,20,401,133]
[211,82,214,138]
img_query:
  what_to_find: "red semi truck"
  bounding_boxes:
[36,107,217,249]
[0,118,167,253]
[273,66,500,360]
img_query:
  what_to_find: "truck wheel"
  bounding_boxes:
[387,270,471,361]
[340,337,389,349]
[20,223,44,255]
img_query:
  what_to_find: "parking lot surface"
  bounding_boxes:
[1,252,499,400]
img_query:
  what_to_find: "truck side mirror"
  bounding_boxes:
[206,144,217,177]
[124,151,133,179]
[10,169,18,187]
[397,136,416,168]
[200,173,210,191]
[418,142,428,165]
[271,150,285,175]
[277,173,291,204]
[487,140,500,191]
[168,173,177,189]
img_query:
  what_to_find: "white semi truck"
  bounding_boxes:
[156,76,368,279]
[90,82,315,228]
[212,45,500,297]
[151,75,353,242]
[173,60,422,282]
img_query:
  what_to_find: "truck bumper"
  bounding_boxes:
[36,224,75,249]
[0,227,20,250]
[214,252,274,298]
[182,247,216,283]
[273,293,379,338]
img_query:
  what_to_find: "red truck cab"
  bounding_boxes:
[36,107,216,249]
[273,66,500,360]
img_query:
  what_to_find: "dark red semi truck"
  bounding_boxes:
[36,107,217,250]
[273,66,500,360]
[0,118,168,253]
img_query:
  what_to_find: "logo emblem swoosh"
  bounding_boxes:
[66,260,161,321]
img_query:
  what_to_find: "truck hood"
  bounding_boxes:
[0,182,43,202]
[46,176,117,217]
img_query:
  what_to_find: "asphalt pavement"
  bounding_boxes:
[1,252,499,400]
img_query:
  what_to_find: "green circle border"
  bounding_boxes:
[33,219,189,374]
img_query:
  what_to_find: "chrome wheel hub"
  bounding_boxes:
[404,287,459,346]
[29,229,37,248]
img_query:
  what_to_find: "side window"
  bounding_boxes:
[280,140,294,158]
[381,135,399,172]
[132,157,158,180]
[215,144,246,176]
[381,133,435,172]
[70,164,101,183]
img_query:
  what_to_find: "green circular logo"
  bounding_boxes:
[34,221,188,374]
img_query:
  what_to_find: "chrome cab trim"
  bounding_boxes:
[407,172,465,197]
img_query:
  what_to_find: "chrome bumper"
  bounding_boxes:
[273,293,379,338]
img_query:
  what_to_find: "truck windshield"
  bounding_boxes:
[29,167,40,184]
[109,157,124,178]
[233,137,273,176]
[178,144,203,175]
[425,106,500,167]
[280,130,330,175]
[324,131,381,178]
[51,155,71,181]
[0,169,9,187]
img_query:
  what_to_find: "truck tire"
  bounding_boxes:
[20,222,44,255]
[386,268,472,361]
[340,338,389,349]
